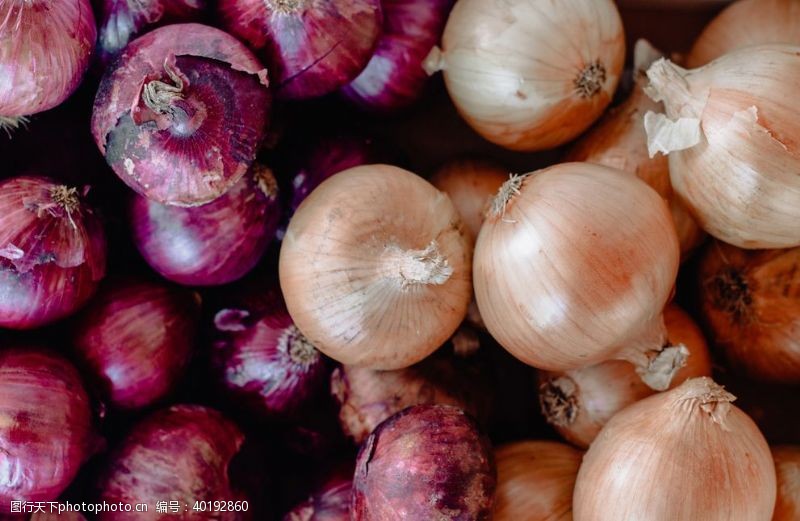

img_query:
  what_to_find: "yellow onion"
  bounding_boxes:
[773,445,800,521]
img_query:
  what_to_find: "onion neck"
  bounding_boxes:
[282,325,319,366]
[644,59,699,118]
[139,61,206,135]
[619,314,688,391]
[574,60,607,98]
[675,377,736,428]
[268,0,304,14]
[252,164,278,198]
[539,376,578,427]
[490,174,524,218]
[383,241,453,288]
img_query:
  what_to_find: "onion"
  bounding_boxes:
[424,0,624,151]
[96,405,247,520]
[218,0,381,100]
[91,23,271,206]
[644,45,800,248]
[773,445,800,521]
[0,0,95,126]
[474,163,680,390]
[341,0,453,113]
[687,0,800,68]
[284,471,351,521]
[539,303,713,448]
[71,278,200,410]
[352,404,496,520]
[0,176,106,329]
[129,163,281,286]
[280,164,472,370]
[494,441,581,521]
[698,240,800,383]
[573,377,776,520]
[0,347,96,513]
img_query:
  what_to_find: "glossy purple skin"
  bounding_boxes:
[91,23,271,206]
[0,176,107,329]
[71,278,200,410]
[352,405,496,521]
[284,474,351,521]
[341,0,453,113]
[129,165,281,286]
[218,0,382,100]
[0,348,96,513]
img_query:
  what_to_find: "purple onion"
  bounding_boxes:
[341,0,454,112]
[284,470,351,521]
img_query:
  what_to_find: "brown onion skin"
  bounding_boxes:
[698,240,800,383]
[96,405,247,521]
[352,404,496,520]
[0,176,107,329]
[284,472,351,521]
[0,348,97,513]
[218,0,382,100]
[71,278,200,410]
[773,445,800,521]
[91,23,270,206]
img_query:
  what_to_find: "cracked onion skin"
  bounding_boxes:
[91,23,271,207]
[218,0,382,100]
[0,176,107,329]
[352,404,496,521]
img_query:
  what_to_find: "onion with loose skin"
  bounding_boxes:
[91,23,271,206]
[698,240,800,383]
[280,164,472,370]
[773,445,800,521]
[539,303,713,448]
[0,176,107,329]
[284,471,351,521]
[494,441,582,521]
[573,377,776,521]
[424,0,624,151]
[644,45,800,248]
[474,163,680,390]
[218,0,381,100]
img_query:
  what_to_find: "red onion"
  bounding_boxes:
[0,347,97,513]
[341,0,453,112]
[91,23,271,206]
[352,405,496,520]
[0,0,95,125]
[217,0,382,100]
[96,405,247,520]
[0,176,106,329]
[129,164,281,286]
[71,278,200,410]
[284,470,351,521]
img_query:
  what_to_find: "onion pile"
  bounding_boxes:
[773,445,800,521]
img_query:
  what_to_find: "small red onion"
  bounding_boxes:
[71,278,200,410]
[91,23,271,206]
[129,164,281,286]
[217,0,382,100]
[0,176,106,329]
[352,404,496,520]
[97,405,247,521]
[341,0,453,112]
[284,470,351,521]
[0,347,97,513]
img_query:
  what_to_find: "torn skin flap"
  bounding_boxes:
[644,111,702,158]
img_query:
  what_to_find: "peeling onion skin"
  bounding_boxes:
[71,278,200,410]
[284,472,351,521]
[129,164,281,286]
[773,445,800,521]
[494,441,581,521]
[352,405,496,521]
[573,377,776,521]
[91,23,271,207]
[0,176,107,329]
[96,405,247,521]
[279,164,472,370]
[218,0,381,100]
[698,240,800,384]
[0,348,97,513]
[0,0,96,119]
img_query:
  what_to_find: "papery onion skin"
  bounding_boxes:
[351,404,496,521]
[429,0,624,151]
[129,164,281,286]
[0,0,96,119]
[96,405,247,521]
[280,164,472,370]
[218,0,381,100]
[687,0,800,68]
[0,176,107,329]
[698,240,800,383]
[474,163,679,380]
[494,441,581,521]
[91,23,270,206]
[573,377,776,521]
[341,0,453,113]
[284,472,351,521]
[71,278,200,410]
[773,445,800,521]
[0,348,96,513]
